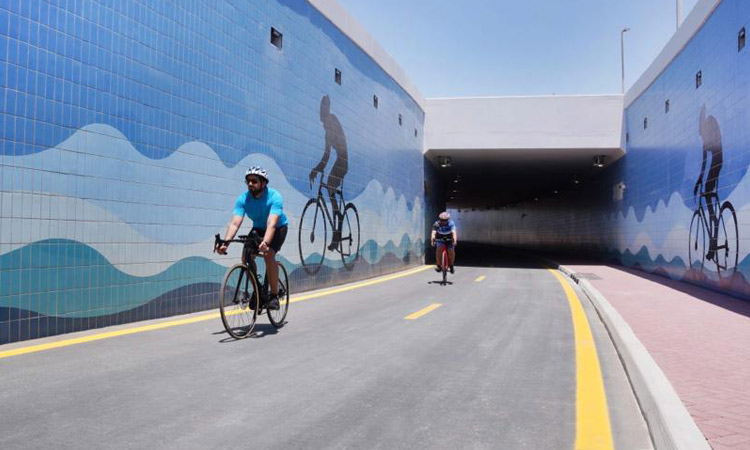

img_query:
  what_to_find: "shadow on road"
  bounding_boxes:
[445,242,557,270]
[214,322,281,343]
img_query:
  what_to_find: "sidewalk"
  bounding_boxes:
[563,264,750,450]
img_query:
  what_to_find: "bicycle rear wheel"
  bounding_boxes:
[219,264,260,339]
[267,263,290,327]
[340,203,360,270]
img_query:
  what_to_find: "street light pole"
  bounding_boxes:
[621,27,630,94]
[676,0,683,30]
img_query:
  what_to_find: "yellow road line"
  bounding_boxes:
[474,275,486,282]
[0,265,432,360]
[0,313,222,360]
[548,269,613,450]
[290,265,431,303]
[404,303,442,320]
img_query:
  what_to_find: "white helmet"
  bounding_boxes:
[245,166,269,182]
[439,211,450,221]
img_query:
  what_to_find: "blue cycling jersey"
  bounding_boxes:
[432,219,456,237]
[233,187,289,229]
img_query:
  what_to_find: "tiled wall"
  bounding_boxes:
[614,0,749,296]
[0,0,426,344]
[458,0,750,299]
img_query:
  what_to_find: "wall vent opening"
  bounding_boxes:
[373,95,378,109]
[335,69,342,85]
[740,27,746,51]
[696,70,702,88]
[665,100,670,113]
[270,28,283,50]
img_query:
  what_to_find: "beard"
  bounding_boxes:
[249,184,264,197]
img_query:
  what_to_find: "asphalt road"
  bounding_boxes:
[0,251,652,449]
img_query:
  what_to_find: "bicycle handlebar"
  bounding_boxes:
[214,230,264,254]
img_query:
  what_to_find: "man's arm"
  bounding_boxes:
[452,229,458,246]
[216,215,244,254]
[309,143,332,187]
[259,214,279,253]
[694,147,708,197]
[430,229,436,246]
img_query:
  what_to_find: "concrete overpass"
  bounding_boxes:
[424,95,625,209]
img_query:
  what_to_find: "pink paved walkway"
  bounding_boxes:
[565,264,750,450]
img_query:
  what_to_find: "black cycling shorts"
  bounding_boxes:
[246,225,288,256]
[435,236,454,250]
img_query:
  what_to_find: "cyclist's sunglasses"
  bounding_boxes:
[438,219,448,224]
[246,176,263,185]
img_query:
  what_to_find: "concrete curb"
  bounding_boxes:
[555,264,711,450]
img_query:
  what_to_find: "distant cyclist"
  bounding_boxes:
[431,211,457,273]
[693,105,723,261]
[216,166,288,310]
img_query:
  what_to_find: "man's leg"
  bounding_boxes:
[327,179,343,251]
[264,250,279,295]
[264,250,280,310]
[448,247,455,273]
[435,243,443,272]
[705,182,719,260]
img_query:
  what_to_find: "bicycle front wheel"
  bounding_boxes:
[442,248,448,285]
[688,210,706,272]
[219,264,260,339]
[716,202,739,278]
[299,198,328,275]
[340,203,360,270]
[267,263,290,327]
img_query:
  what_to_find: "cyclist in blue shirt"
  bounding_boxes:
[430,211,457,273]
[216,166,289,310]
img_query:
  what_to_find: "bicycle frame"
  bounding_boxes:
[697,191,722,246]
[311,176,346,232]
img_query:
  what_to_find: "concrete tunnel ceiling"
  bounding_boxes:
[424,95,626,209]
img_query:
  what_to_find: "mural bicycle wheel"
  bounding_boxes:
[298,198,328,275]
[688,209,707,272]
[715,201,739,278]
[340,203,360,270]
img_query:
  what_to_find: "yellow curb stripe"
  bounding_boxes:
[474,275,486,282]
[404,303,442,320]
[548,269,613,450]
[0,265,432,360]
[0,313,221,360]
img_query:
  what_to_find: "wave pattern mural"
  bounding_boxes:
[0,1,426,344]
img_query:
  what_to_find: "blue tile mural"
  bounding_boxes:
[0,0,426,344]
[611,0,750,296]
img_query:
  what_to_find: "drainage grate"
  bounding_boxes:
[576,273,602,280]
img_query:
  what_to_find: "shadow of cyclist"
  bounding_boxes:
[693,105,723,262]
[309,95,348,251]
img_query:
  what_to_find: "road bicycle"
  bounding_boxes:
[433,238,453,286]
[214,231,289,339]
[688,187,738,278]
[298,174,360,275]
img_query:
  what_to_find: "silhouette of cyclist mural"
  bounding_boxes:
[689,105,738,277]
[299,95,360,274]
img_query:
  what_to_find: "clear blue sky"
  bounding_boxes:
[334,0,701,98]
